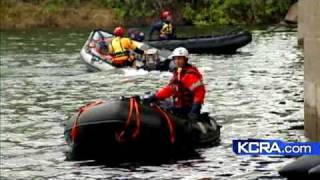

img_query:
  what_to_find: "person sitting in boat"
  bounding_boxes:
[149,10,176,40]
[128,29,145,42]
[143,47,205,120]
[108,26,144,67]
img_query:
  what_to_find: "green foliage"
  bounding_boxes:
[41,0,82,12]
[182,3,196,24]
[96,0,157,24]
[41,0,72,13]
[182,0,296,25]
[2,0,296,26]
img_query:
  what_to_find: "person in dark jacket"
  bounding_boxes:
[149,10,176,40]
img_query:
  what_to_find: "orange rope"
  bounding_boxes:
[153,104,176,144]
[117,98,134,142]
[117,97,175,144]
[132,99,141,139]
[71,100,104,141]
[117,97,142,142]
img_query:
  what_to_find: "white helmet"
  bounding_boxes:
[145,48,158,55]
[169,47,189,59]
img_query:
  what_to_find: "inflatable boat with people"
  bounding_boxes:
[80,30,173,73]
[64,96,221,162]
[129,29,252,54]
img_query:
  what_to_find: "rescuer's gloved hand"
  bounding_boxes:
[188,103,202,121]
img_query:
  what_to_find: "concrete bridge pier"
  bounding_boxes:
[299,0,320,141]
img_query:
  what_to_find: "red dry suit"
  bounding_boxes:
[155,65,205,108]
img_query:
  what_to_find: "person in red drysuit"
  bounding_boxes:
[143,47,205,120]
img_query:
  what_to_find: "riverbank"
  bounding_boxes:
[0,2,117,29]
[0,1,173,29]
[0,0,296,29]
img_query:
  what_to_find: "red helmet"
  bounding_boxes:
[113,26,125,37]
[161,10,172,19]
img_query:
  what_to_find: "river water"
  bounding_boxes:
[1,28,304,179]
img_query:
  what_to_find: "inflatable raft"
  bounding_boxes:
[146,30,252,54]
[64,97,221,162]
[279,156,320,179]
[80,30,173,72]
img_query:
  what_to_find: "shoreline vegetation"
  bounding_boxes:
[0,0,296,29]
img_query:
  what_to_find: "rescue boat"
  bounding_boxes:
[279,156,320,178]
[129,29,252,54]
[80,30,173,72]
[64,97,221,162]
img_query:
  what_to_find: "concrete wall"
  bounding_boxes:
[299,0,320,141]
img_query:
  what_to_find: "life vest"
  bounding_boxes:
[170,66,204,108]
[160,22,173,37]
[110,37,129,58]
[109,37,131,66]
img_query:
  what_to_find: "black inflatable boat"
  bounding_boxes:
[279,156,320,179]
[147,30,252,54]
[64,97,221,162]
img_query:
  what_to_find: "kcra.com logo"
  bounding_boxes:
[232,139,320,156]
